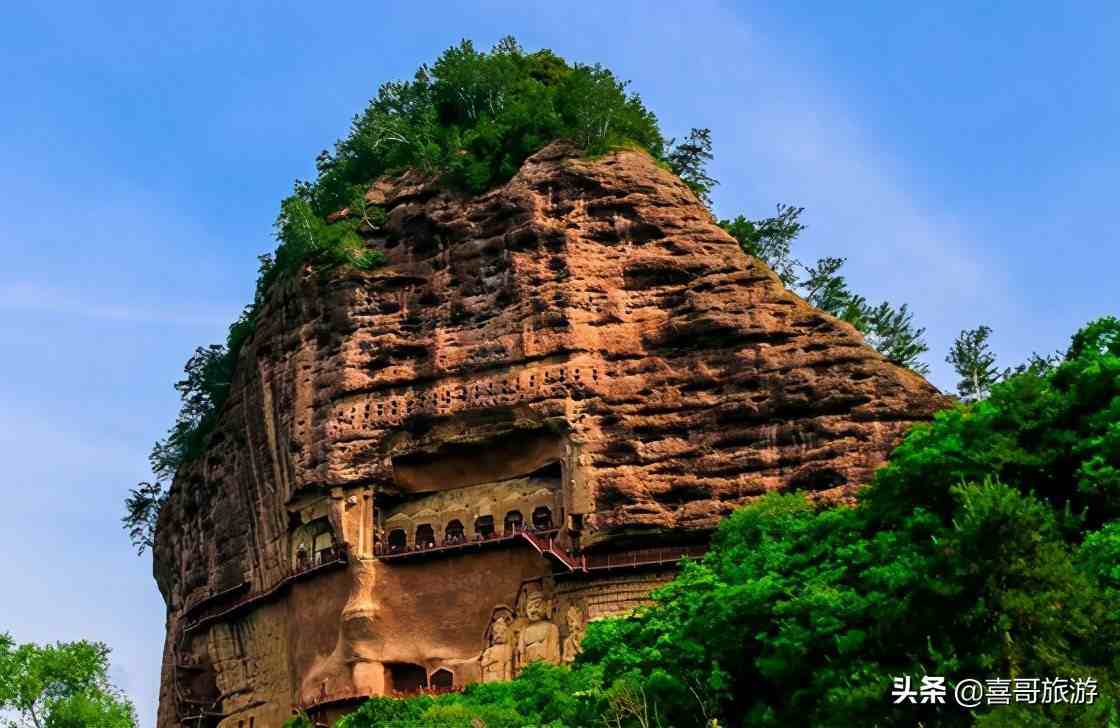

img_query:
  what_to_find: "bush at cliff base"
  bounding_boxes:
[286,317,1120,727]
[580,316,1120,728]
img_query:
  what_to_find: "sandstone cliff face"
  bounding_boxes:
[153,143,947,727]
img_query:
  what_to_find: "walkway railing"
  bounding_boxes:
[375,526,706,575]
[583,543,708,571]
[182,545,349,634]
[374,527,560,560]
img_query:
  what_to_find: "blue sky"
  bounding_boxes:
[1,2,1116,724]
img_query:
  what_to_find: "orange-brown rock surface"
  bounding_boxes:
[152,143,947,727]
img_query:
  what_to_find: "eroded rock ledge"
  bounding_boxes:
[153,143,947,727]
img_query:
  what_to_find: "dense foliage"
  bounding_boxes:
[281,663,606,728]
[314,317,1118,727]
[305,36,665,212]
[0,634,136,728]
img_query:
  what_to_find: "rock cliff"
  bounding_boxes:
[153,142,947,726]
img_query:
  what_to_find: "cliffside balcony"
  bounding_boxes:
[374,525,560,561]
[181,544,349,634]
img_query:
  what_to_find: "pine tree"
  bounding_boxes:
[800,256,868,330]
[719,204,804,286]
[864,301,930,375]
[947,325,1000,400]
[666,128,717,205]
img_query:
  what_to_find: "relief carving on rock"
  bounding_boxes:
[561,604,586,665]
[479,606,515,683]
[514,582,561,672]
[480,581,593,678]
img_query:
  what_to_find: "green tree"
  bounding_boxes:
[947,325,1000,400]
[121,481,165,554]
[0,635,136,728]
[799,256,868,329]
[719,204,803,286]
[667,127,717,205]
[862,300,930,374]
[719,207,931,374]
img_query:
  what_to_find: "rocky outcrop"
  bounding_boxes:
[152,143,946,727]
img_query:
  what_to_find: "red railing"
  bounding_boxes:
[519,530,582,571]
[374,527,560,560]
[583,543,707,571]
[182,545,348,634]
[374,526,706,574]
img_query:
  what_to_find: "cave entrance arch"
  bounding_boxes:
[504,510,523,534]
[532,506,553,530]
[385,662,428,694]
[431,668,454,692]
[416,523,435,548]
[387,529,407,552]
[474,515,495,539]
[445,519,464,543]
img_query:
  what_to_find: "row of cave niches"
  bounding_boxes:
[379,505,556,555]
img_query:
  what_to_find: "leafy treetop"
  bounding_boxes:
[0,635,136,728]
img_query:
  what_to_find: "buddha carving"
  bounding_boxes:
[515,587,560,671]
[480,607,515,683]
[561,604,585,664]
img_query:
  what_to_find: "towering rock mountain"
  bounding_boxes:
[153,143,946,726]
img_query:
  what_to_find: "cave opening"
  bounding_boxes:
[532,505,554,530]
[474,515,495,538]
[385,662,428,694]
[431,668,454,691]
[504,510,523,534]
[415,523,435,548]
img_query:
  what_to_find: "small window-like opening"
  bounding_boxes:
[416,523,435,548]
[445,519,464,543]
[475,515,495,538]
[388,529,407,552]
[569,513,584,530]
[504,510,524,534]
[431,667,454,691]
[532,506,553,530]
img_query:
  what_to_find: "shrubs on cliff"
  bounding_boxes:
[281,663,605,728]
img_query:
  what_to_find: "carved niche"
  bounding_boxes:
[479,606,516,683]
